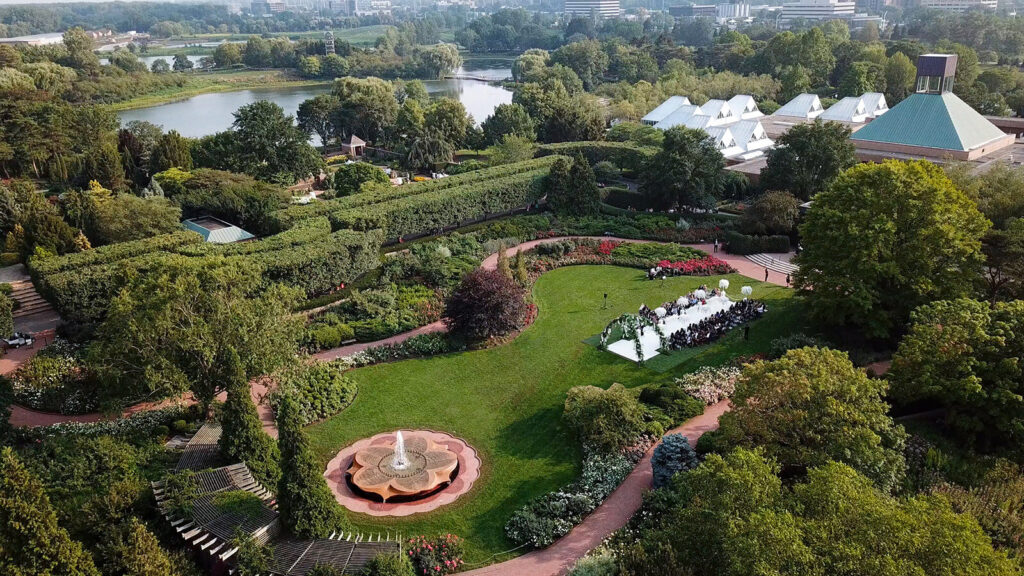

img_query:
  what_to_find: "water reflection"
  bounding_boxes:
[117,59,514,141]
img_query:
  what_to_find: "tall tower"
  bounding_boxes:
[915,53,957,94]
[324,30,335,56]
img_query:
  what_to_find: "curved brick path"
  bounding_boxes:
[462,400,731,576]
[9,236,783,430]
[5,235,758,574]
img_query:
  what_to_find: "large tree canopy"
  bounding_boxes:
[795,160,990,339]
[891,299,1024,449]
[619,448,1017,576]
[639,126,726,210]
[761,120,856,200]
[715,347,907,492]
[87,258,303,408]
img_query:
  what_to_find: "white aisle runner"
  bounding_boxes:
[606,296,734,362]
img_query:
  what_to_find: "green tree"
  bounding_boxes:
[91,195,181,245]
[61,27,100,74]
[150,58,170,74]
[542,94,605,143]
[231,532,274,576]
[885,52,917,103]
[838,61,886,97]
[716,347,907,492]
[229,100,324,183]
[21,62,76,96]
[627,447,1017,576]
[243,37,272,68]
[564,383,648,453]
[0,294,11,340]
[740,191,800,235]
[87,259,303,409]
[486,134,536,166]
[795,160,989,339]
[981,219,1024,302]
[761,120,856,200]
[331,76,399,144]
[276,394,347,538]
[891,299,1024,448]
[297,94,339,146]
[395,98,426,139]
[0,447,101,576]
[321,54,348,78]
[332,162,389,196]
[778,64,812,103]
[550,40,609,90]
[405,132,454,171]
[219,348,281,486]
[172,54,193,72]
[481,102,536,145]
[297,55,321,78]
[425,98,472,149]
[149,130,193,175]
[213,42,242,68]
[639,126,726,210]
[97,519,176,576]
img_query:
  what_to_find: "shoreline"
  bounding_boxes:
[108,72,333,112]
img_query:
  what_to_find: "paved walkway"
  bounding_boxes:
[8,236,786,430]
[462,400,731,576]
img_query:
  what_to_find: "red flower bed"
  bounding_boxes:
[657,256,735,276]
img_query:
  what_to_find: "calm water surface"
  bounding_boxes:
[117,58,513,139]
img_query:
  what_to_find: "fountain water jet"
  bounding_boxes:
[392,431,409,470]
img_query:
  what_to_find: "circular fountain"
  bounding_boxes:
[345,431,460,503]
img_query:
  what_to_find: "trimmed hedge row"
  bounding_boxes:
[27,231,203,278]
[329,169,548,240]
[536,142,657,173]
[38,229,383,324]
[174,217,333,257]
[725,231,791,255]
[251,228,383,296]
[272,157,563,231]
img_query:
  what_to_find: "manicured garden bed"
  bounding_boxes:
[306,265,806,563]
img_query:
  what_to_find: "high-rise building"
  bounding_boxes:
[564,0,621,18]
[717,2,751,19]
[917,0,996,11]
[780,0,855,25]
[668,4,718,18]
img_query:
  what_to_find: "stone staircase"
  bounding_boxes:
[8,279,56,321]
[746,253,799,275]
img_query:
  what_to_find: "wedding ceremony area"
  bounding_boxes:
[597,279,769,364]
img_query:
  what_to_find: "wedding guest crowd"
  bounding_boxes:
[668,300,766,349]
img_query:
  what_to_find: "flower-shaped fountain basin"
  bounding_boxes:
[347,434,458,502]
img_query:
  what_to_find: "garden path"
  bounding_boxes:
[8,236,783,429]
[461,400,731,576]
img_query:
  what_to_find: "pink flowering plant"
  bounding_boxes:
[406,534,465,575]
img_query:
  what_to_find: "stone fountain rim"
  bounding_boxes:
[323,429,481,517]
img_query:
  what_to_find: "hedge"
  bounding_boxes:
[601,187,662,211]
[39,229,383,323]
[724,231,791,255]
[28,230,203,279]
[536,142,657,173]
[272,157,564,231]
[329,170,548,240]
[174,217,333,257]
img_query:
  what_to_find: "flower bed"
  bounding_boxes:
[406,534,465,575]
[505,439,653,549]
[524,239,736,278]
[674,366,740,406]
[8,338,98,414]
[338,333,463,368]
[655,256,734,276]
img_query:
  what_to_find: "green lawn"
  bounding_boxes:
[307,265,805,563]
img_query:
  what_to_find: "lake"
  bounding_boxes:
[117,59,514,140]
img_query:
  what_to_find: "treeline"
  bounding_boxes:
[0,2,469,39]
